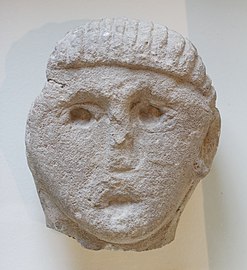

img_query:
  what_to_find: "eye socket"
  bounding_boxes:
[139,105,164,122]
[69,107,92,123]
[58,102,104,126]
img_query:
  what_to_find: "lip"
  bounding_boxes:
[109,166,134,173]
[101,194,139,208]
[93,185,141,209]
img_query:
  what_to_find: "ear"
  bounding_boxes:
[194,108,221,178]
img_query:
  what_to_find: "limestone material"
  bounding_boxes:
[25,18,220,251]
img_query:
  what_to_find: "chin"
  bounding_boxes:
[46,202,179,251]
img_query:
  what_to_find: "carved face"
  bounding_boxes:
[27,66,213,245]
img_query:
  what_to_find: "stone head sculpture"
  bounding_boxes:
[26,18,220,251]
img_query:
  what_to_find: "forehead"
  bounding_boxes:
[58,66,177,97]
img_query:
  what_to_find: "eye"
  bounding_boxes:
[59,102,104,126]
[130,99,177,130]
[139,105,164,122]
[69,107,92,123]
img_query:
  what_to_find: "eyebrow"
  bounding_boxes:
[50,89,107,112]
[58,72,178,105]
[125,83,176,103]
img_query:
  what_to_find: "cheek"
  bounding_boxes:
[36,119,108,196]
[135,125,205,199]
[138,129,199,166]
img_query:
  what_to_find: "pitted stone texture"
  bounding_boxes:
[26,18,220,251]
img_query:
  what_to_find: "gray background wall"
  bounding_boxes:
[187,1,247,269]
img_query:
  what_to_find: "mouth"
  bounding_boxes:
[103,195,138,208]
[108,164,135,173]
[85,167,142,210]
[93,187,141,209]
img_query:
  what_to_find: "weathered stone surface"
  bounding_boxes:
[25,18,220,251]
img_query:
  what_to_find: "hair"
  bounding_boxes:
[47,18,215,100]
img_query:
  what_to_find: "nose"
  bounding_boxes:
[107,116,137,171]
[112,131,133,149]
[108,106,134,149]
